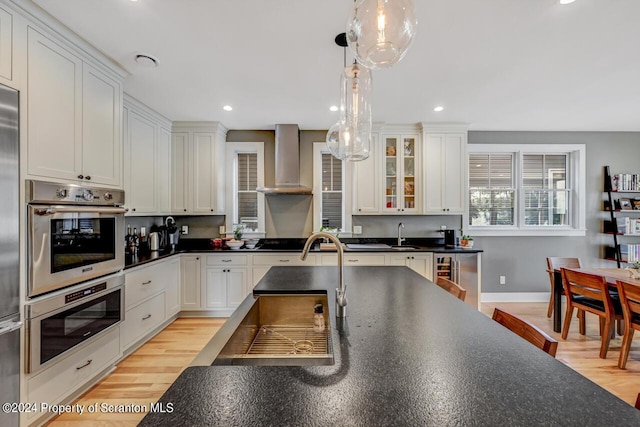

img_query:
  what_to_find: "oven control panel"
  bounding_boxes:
[65,282,107,304]
[26,180,125,206]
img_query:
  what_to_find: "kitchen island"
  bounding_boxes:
[139,266,640,426]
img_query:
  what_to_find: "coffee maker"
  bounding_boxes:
[443,229,456,248]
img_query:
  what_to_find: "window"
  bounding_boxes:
[226,142,265,237]
[467,144,585,236]
[313,143,346,231]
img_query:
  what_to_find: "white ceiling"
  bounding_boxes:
[31,0,640,131]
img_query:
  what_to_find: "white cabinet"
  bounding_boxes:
[251,254,318,289]
[26,27,82,182]
[26,327,120,423]
[120,292,166,351]
[204,253,249,313]
[387,253,433,280]
[0,6,12,82]
[123,96,172,215]
[204,268,247,310]
[164,257,181,317]
[381,134,421,214]
[352,134,380,214]
[423,128,467,214]
[171,122,227,215]
[81,64,122,186]
[180,255,201,310]
[321,253,386,266]
[26,27,123,187]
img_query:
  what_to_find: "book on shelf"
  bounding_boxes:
[611,173,640,192]
[621,244,640,262]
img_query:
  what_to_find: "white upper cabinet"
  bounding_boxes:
[352,125,422,215]
[352,134,380,214]
[0,6,12,82]
[381,133,421,214]
[423,125,468,214]
[27,27,82,182]
[123,95,172,215]
[82,64,121,186]
[171,122,227,215]
[26,27,124,187]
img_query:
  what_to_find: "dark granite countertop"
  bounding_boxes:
[140,266,640,426]
[124,238,482,269]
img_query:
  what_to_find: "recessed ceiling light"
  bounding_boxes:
[433,106,444,112]
[134,53,159,68]
[329,105,339,112]
[560,0,576,4]
[223,105,233,111]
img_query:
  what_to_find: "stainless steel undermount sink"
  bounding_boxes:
[213,294,334,366]
[390,245,419,251]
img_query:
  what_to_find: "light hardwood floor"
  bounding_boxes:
[45,303,640,425]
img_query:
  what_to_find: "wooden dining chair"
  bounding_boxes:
[492,308,558,357]
[616,279,640,369]
[436,277,467,302]
[561,268,623,359]
[546,257,581,318]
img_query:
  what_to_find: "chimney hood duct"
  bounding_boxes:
[257,124,312,195]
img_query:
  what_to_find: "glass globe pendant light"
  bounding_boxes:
[327,62,372,161]
[347,0,417,69]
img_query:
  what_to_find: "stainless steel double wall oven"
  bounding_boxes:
[26,180,126,373]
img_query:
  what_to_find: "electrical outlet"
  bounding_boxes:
[181,225,189,235]
[499,275,506,285]
[219,225,226,235]
[440,225,447,230]
[353,225,362,234]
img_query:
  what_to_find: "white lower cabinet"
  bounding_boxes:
[26,327,120,422]
[204,267,247,312]
[180,255,201,310]
[387,253,433,280]
[322,254,386,266]
[120,292,165,351]
[164,257,181,317]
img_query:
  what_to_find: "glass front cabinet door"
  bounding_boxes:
[382,134,420,213]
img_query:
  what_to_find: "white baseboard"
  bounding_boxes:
[481,292,550,303]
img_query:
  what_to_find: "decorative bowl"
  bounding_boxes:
[226,240,244,249]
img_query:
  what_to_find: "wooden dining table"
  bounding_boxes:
[552,267,640,332]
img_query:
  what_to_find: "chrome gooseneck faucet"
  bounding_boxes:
[398,222,405,246]
[301,232,347,318]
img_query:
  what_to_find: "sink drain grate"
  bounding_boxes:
[247,325,329,355]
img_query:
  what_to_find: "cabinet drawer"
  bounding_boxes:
[27,327,120,418]
[121,293,165,350]
[253,254,317,266]
[321,254,386,266]
[124,263,166,309]
[206,254,248,266]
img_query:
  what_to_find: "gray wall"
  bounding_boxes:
[469,131,640,293]
[227,129,322,237]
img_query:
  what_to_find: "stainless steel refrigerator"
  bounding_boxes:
[433,252,479,309]
[0,84,20,427]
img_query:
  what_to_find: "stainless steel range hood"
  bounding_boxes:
[256,124,312,195]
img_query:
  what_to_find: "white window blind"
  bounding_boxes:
[467,144,585,236]
[321,153,343,229]
[237,152,258,231]
[469,153,515,226]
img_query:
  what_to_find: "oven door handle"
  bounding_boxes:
[34,206,128,216]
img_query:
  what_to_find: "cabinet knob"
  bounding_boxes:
[77,174,84,179]
[85,176,91,180]
[196,257,199,260]
[184,209,187,212]
[211,209,214,212]
[132,208,136,212]
[359,209,362,212]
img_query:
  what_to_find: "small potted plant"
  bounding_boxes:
[460,235,474,249]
